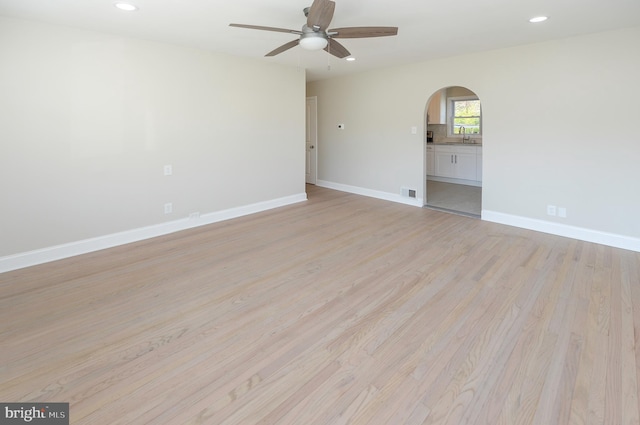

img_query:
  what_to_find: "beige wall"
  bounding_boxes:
[308,27,640,244]
[0,17,306,258]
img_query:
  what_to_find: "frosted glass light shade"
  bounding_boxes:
[299,35,328,51]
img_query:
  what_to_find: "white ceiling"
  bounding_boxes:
[1,0,639,81]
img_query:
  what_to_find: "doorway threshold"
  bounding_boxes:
[424,204,480,219]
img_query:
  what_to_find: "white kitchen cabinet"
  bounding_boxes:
[455,152,477,180]
[435,151,457,178]
[426,145,435,176]
[433,145,479,181]
[427,90,446,124]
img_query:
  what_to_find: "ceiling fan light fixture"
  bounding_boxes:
[299,34,328,51]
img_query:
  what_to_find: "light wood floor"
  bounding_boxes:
[2,185,640,424]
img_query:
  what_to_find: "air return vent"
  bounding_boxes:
[401,187,417,198]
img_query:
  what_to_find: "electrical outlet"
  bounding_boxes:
[189,212,200,220]
[163,165,172,176]
[547,205,557,216]
[164,203,173,214]
[558,207,567,218]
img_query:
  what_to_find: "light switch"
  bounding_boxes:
[164,165,172,176]
[411,126,417,134]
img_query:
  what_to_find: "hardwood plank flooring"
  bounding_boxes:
[1,185,639,424]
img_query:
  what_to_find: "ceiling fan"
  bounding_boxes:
[229,0,398,58]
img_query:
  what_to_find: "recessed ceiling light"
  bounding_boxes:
[346,57,356,62]
[114,2,138,12]
[529,16,548,23]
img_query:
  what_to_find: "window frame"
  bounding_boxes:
[447,96,482,138]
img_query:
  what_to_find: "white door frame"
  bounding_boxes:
[305,96,318,184]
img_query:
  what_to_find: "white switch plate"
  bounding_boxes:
[547,205,556,216]
[411,126,417,134]
[164,203,173,214]
[164,165,172,176]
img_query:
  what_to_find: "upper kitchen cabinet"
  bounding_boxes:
[427,89,447,124]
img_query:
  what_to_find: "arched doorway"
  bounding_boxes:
[424,86,483,217]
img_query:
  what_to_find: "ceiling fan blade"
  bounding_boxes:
[324,38,350,59]
[229,23,302,35]
[307,0,335,31]
[265,39,300,57]
[328,26,398,38]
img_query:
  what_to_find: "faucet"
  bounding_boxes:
[460,126,470,143]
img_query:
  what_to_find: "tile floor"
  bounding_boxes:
[425,180,482,217]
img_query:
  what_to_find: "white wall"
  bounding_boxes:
[307,27,640,249]
[0,17,306,261]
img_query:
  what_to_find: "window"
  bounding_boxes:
[448,97,482,136]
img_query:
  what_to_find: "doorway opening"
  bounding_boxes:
[424,86,482,217]
[305,96,318,185]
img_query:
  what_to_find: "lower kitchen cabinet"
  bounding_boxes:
[433,145,479,181]
[426,145,435,177]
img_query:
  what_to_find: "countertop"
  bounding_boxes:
[429,141,483,146]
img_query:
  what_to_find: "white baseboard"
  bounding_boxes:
[0,193,308,273]
[316,180,424,207]
[313,181,639,252]
[483,210,640,252]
